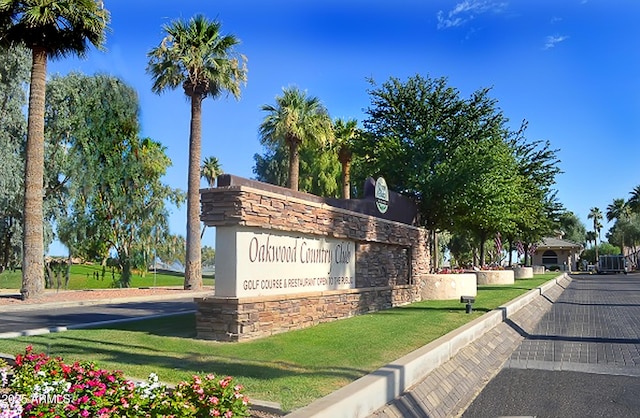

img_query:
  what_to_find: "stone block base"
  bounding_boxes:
[475,270,515,285]
[514,266,534,279]
[532,265,546,274]
[195,286,417,342]
[417,273,477,300]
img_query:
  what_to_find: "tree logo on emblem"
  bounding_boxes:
[375,177,389,214]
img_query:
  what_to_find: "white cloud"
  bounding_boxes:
[544,34,569,49]
[437,0,508,29]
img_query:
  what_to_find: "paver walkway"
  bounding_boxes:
[507,274,640,376]
[462,274,640,417]
[370,275,571,418]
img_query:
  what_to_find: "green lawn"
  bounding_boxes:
[0,273,558,412]
[0,264,214,289]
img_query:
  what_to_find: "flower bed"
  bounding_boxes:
[0,346,250,417]
[417,273,477,300]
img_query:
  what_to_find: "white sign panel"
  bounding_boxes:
[215,226,356,297]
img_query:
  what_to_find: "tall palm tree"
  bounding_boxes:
[588,207,603,261]
[201,156,223,188]
[0,0,109,299]
[147,15,246,291]
[607,198,631,254]
[333,118,359,199]
[628,185,640,214]
[259,86,333,191]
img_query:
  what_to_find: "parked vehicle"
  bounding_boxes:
[597,255,628,274]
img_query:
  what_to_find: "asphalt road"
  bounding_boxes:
[463,273,640,418]
[0,299,197,336]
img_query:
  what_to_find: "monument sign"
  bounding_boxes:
[215,226,355,297]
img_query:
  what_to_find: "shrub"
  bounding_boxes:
[2,346,251,417]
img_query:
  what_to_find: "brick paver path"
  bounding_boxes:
[508,275,640,376]
[370,276,570,418]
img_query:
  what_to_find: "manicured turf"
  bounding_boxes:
[0,274,558,412]
[0,264,214,289]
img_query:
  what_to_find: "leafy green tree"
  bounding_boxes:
[201,156,223,188]
[557,211,587,245]
[333,118,359,199]
[358,75,463,231]
[253,145,289,189]
[147,14,247,291]
[359,75,555,267]
[0,45,29,271]
[580,242,621,264]
[259,86,334,192]
[155,234,186,268]
[0,0,109,299]
[588,207,603,260]
[201,245,215,268]
[506,120,563,263]
[48,73,183,287]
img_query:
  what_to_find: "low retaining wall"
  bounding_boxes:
[195,286,415,342]
[475,270,514,285]
[533,265,546,274]
[514,266,534,279]
[417,273,477,300]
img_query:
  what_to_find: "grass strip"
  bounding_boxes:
[0,264,214,289]
[0,274,558,411]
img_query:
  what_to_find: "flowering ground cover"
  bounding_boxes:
[1,346,250,417]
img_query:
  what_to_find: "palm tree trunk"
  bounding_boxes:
[342,161,351,199]
[21,48,47,300]
[288,139,300,191]
[184,94,203,290]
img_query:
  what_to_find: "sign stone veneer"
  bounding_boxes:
[196,175,431,342]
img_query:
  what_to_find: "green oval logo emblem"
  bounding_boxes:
[375,177,389,214]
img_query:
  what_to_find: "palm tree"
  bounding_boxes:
[201,156,223,187]
[147,15,247,291]
[200,156,223,239]
[607,198,631,254]
[259,86,333,191]
[333,118,359,199]
[628,185,640,214]
[588,207,603,261]
[586,231,597,249]
[0,0,109,299]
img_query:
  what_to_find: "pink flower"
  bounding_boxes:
[209,396,219,405]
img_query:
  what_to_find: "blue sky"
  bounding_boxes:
[47,0,640,254]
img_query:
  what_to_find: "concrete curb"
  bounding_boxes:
[285,273,570,418]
